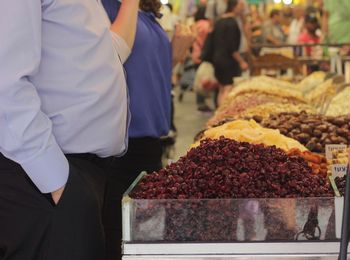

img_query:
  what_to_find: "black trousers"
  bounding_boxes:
[0,153,111,260]
[103,137,162,260]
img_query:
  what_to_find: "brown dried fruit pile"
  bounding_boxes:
[262,112,350,153]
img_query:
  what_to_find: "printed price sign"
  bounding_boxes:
[325,144,348,160]
[331,164,348,178]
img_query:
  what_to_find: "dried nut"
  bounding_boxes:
[337,137,348,144]
[291,122,300,128]
[313,130,323,138]
[332,118,345,126]
[336,128,349,137]
[284,124,293,131]
[316,125,328,132]
[324,138,332,144]
[300,124,312,134]
[306,140,317,151]
[297,133,311,142]
[279,128,288,135]
[330,135,340,143]
[314,143,323,153]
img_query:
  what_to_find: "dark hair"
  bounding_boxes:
[194,4,207,21]
[226,0,239,13]
[270,9,280,18]
[305,13,319,24]
[139,0,162,18]
[166,3,173,12]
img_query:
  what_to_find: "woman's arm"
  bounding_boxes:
[110,0,140,49]
[233,52,248,70]
[230,20,248,70]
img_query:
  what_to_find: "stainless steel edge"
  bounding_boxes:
[123,242,348,255]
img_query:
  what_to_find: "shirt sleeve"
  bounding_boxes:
[110,31,131,64]
[0,0,69,193]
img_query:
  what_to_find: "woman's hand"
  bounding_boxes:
[239,60,249,71]
[172,24,195,67]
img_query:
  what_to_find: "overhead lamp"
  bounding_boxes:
[283,0,293,5]
[161,0,169,4]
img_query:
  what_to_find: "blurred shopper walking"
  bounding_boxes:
[288,5,305,44]
[211,0,248,106]
[263,9,287,45]
[192,3,214,112]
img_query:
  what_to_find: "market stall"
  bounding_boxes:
[122,73,350,259]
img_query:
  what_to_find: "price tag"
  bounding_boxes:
[325,144,348,160]
[331,164,348,178]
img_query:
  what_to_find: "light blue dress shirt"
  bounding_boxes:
[0,0,131,193]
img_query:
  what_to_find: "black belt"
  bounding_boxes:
[66,153,116,165]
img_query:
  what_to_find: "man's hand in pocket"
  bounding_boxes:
[51,185,66,205]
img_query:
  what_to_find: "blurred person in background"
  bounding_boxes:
[205,0,228,24]
[211,0,248,106]
[298,13,323,73]
[178,51,197,102]
[250,7,264,44]
[235,0,251,68]
[192,3,213,112]
[288,5,305,44]
[298,13,321,57]
[102,0,193,259]
[263,9,287,45]
[206,0,250,53]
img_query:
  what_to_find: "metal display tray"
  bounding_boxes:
[122,241,350,259]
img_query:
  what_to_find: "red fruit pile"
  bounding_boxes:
[131,138,333,200]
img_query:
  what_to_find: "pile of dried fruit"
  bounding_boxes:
[237,102,316,121]
[262,111,350,153]
[130,138,334,242]
[287,148,328,177]
[195,120,307,152]
[207,93,300,127]
[326,87,350,116]
[227,78,304,101]
[305,79,336,109]
[296,71,327,93]
[131,138,333,200]
[208,78,308,127]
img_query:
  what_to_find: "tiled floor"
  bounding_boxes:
[172,89,214,160]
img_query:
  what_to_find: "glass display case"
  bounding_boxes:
[122,172,347,259]
[123,172,338,243]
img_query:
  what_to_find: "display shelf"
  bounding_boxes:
[122,173,340,243]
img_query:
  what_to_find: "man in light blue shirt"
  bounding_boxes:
[0,0,139,259]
